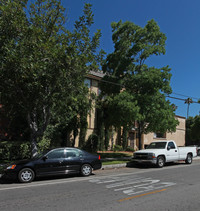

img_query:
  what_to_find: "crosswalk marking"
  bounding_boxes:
[89,175,176,196]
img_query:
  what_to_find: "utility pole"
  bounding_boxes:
[185,98,193,119]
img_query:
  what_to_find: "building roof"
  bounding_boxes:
[87,70,105,80]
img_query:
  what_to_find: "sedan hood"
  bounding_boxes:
[9,158,36,166]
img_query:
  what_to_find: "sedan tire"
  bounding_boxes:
[18,168,35,183]
[81,164,92,176]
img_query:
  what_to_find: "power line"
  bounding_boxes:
[99,78,200,102]
[171,92,199,100]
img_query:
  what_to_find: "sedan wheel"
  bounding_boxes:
[18,168,35,183]
[81,164,92,176]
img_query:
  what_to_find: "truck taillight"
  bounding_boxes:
[98,155,101,160]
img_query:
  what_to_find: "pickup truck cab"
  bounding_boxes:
[133,140,197,168]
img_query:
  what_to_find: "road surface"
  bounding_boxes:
[0,161,200,211]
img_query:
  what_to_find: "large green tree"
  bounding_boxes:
[102,19,178,149]
[186,115,200,145]
[0,0,101,156]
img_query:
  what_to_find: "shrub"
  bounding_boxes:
[37,137,51,153]
[0,141,31,161]
[19,142,31,159]
[83,134,98,152]
[113,145,123,152]
[125,146,135,152]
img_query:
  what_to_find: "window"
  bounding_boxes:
[147,142,167,149]
[154,132,166,139]
[168,142,175,149]
[47,149,65,159]
[66,149,80,158]
[84,78,91,88]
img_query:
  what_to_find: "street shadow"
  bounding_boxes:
[0,177,17,184]
[0,173,94,184]
[126,161,186,169]
[34,173,81,182]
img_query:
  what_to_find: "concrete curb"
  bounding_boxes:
[101,156,200,170]
[102,163,127,169]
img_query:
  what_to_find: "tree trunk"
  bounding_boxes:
[31,133,38,158]
[122,125,128,150]
[97,108,104,151]
[79,112,88,148]
[138,123,142,150]
[117,128,122,146]
[104,126,110,150]
[72,128,78,147]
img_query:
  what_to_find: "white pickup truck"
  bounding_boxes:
[133,140,197,168]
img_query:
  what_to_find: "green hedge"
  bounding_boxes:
[0,141,31,161]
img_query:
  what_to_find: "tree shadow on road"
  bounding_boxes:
[0,173,88,184]
[126,161,187,169]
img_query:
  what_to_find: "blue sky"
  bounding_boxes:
[61,0,200,118]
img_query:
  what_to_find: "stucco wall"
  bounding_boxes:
[143,116,186,147]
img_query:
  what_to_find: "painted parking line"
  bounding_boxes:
[119,188,167,202]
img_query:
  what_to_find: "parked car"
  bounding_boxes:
[2,148,102,183]
[133,140,197,168]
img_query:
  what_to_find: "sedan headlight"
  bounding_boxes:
[7,165,16,170]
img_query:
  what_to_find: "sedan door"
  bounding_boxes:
[35,149,66,176]
[64,149,83,173]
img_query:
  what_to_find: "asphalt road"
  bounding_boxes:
[1,161,200,211]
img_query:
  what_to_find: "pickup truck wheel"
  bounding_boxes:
[157,156,165,168]
[185,154,192,164]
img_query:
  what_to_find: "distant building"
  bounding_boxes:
[129,116,186,150]
[81,71,186,149]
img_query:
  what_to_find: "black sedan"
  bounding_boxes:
[2,148,102,183]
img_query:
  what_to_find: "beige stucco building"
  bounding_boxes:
[129,116,186,150]
[83,71,186,149]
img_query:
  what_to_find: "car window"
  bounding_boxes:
[66,149,80,158]
[168,142,176,149]
[147,142,167,149]
[47,149,65,159]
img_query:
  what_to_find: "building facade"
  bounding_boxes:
[84,71,186,149]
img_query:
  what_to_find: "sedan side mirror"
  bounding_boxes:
[42,156,48,161]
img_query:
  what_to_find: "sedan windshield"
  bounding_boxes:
[147,142,167,149]
[33,150,48,159]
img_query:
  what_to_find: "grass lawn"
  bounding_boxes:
[102,160,130,165]
[98,151,133,159]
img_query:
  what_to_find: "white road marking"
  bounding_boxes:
[89,175,176,196]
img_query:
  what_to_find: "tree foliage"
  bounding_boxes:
[0,0,101,156]
[186,115,200,145]
[101,19,178,149]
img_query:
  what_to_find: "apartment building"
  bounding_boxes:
[84,71,186,149]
